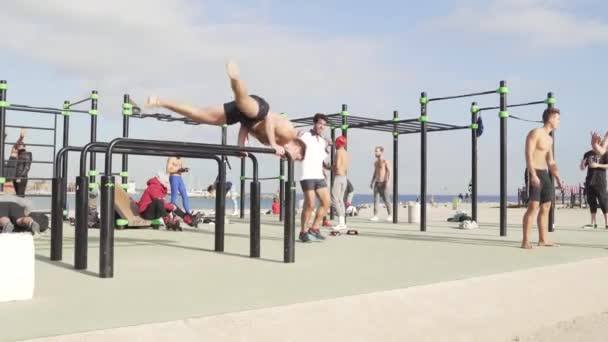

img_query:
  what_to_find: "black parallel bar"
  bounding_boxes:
[471,102,478,222]
[499,81,508,237]
[250,179,261,257]
[428,89,497,102]
[30,161,55,164]
[478,100,546,112]
[279,159,285,222]
[11,177,53,181]
[393,110,399,223]
[50,177,62,260]
[53,113,57,186]
[215,154,226,252]
[99,175,114,278]
[62,101,70,220]
[285,158,296,263]
[240,157,245,219]
[420,92,427,232]
[330,127,336,220]
[89,91,98,185]
[548,92,555,232]
[74,176,88,269]
[5,125,55,131]
[0,80,6,192]
[122,94,130,187]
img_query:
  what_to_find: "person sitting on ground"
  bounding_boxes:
[0,195,42,235]
[271,197,280,215]
[207,179,233,197]
[137,174,201,230]
[145,61,307,160]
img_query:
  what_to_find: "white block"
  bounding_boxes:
[0,233,35,302]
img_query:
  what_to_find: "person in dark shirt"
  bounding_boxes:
[581,149,608,228]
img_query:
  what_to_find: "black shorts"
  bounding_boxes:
[0,202,26,224]
[586,184,608,214]
[528,169,553,204]
[223,95,269,129]
[300,179,327,192]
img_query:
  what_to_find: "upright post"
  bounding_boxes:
[499,80,509,236]
[341,104,348,223]
[284,158,296,263]
[74,175,89,269]
[99,175,114,278]
[420,92,428,232]
[215,158,226,252]
[250,180,261,257]
[89,91,98,186]
[279,158,285,221]
[61,100,70,220]
[0,80,6,192]
[121,94,131,190]
[329,127,336,220]
[547,92,556,232]
[50,177,63,260]
[240,158,245,219]
[392,110,399,223]
[471,102,479,222]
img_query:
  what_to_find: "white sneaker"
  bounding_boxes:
[386,216,393,222]
[370,216,379,222]
[333,223,347,231]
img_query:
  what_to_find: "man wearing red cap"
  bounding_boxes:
[331,136,350,232]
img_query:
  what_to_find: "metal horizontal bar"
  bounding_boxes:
[479,100,546,112]
[21,194,52,198]
[29,161,54,164]
[428,90,497,102]
[9,104,89,114]
[5,124,55,131]
[244,176,281,181]
[65,97,91,108]
[9,177,53,181]
[348,118,419,130]
[4,142,55,148]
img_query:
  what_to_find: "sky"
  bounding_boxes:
[1,0,607,195]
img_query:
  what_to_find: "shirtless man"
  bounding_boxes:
[146,61,306,160]
[330,136,350,231]
[166,156,192,215]
[522,108,564,249]
[370,146,392,222]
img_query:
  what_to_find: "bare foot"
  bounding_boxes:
[145,96,161,108]
[521,242,533,249]
[226,60,240,79]
[538,241,559,247]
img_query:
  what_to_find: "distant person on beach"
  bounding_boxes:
[369,146,392,222]
[330,136,350,231]
[522,108,564,249]
[581,133,608,228]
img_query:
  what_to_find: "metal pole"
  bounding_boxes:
[121,94,130,189]
[329,127,336,220]
[547,92,556,232]
[341,104,348,224]
[284,158,296,263]
[240,157,245,219]
[250,180,261,257]
[99,175,114,278]
[89,91,98,186]
[420,92,428,232]
[279,158,285,221]
[50,177,63,260]
[499,80,508,236]
[0,80,6,192]
[392,110,399,223]
[215,154,226,252]
[74,175,89,269]
[61,100,70,220]
[471,102,479,222]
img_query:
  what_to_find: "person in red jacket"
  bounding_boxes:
[137,174,200,229]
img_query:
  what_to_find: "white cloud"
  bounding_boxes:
[428,0,608,50]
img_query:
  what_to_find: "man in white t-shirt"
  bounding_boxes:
[298,113,331,242]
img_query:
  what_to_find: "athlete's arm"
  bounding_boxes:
[264,115,285,156]
[526,130,541,186]
[546,146,564,189]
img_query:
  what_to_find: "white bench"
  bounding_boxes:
[0,233,34,302]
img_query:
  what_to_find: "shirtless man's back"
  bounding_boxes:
[522,108,564,249]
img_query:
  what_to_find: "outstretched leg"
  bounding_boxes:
[146,97,226,125]
[226,61,260,119]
